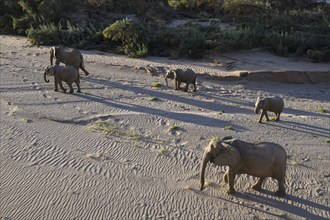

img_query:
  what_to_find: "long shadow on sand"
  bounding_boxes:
[241,190,329,220]
[192,188,329,219]
[83,77,252,115]
[264,120,329,138]
[73,92,246,129]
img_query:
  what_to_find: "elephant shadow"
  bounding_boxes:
[264,119,330,138]
[236,190,330,220]
[192,187,329,219]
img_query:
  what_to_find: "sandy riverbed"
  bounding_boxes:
[0,35,329,219]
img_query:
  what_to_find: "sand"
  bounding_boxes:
[0,35,329,219]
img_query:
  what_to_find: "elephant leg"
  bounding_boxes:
[223,169,229,183]
[54,78,59,92]
[252,177,265,191]
[184,83,189,92]
[175,80,179,90]
[66,82,74,93]
[226,168,237,194]
[258,112,264,123]
[177,81,182,90]
[265,111,270,121]
[275,177,286,196]
[276,112,281,121]
[75,81,81,93]
[58,80,66,93]
[193,80,197,92]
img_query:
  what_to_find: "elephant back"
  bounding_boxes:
[56,47,82,68]
[265,97,284,112]
[176,69,196,81]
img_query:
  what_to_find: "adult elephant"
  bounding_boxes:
[50,46,90,76]
[200,137,287,196]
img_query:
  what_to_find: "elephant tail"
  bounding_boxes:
[81,68,90,76]
[80,55,90,76]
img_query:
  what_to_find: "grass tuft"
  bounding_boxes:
[224,125,234,130]
[210,136,219,141]
[326,138,330,143]
[159,147,170,156]
[151,82,161,88]
[169,124,178,131]
[316,107,326,113]
[149,96,159,101]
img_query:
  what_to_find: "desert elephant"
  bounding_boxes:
[165,68,197,92]
[50,46,90,76]
[255,96,284,123]
[44,65,81,94]
[200,137,287,196]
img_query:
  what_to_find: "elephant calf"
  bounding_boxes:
[44,65,81,94]
[200,137,287,196]
[255,96,284,123]
[50,46,90,76]
[165,68,197,92]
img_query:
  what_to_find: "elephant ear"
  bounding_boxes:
[173,70,177,79]
[211,142,241,167]
[47,66,55,75]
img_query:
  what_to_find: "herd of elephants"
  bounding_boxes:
[44,46,288,196]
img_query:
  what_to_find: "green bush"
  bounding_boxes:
[26,18,104,49]
[0,14,15,34]
[103,18,149,57]
[26,21,60,45]
[13,15,35,35]
[175,29,206,59]
[59,21,104,49]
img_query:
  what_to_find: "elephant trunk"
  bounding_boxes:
[254,107,259,114]
[50,54,53,65]
[44,71,49,83]
[200,153,211,191]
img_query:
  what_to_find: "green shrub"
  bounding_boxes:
[0,14,15,34]
[175,29,206,59]
[59,21,104,49]
[26,21,60,45]
[103,18,149,57]
[13,15,34,35]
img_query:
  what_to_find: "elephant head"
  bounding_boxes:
[254,97,264,114]
[165,69,176,87]
[44,65,54,83]
[200,140,240,191]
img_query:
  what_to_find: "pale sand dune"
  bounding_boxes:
[0,35,330,219]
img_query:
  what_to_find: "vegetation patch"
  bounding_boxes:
[1,0,329,61]
[159,147,170,156]
[316,107,326,113]
[151,82,161,88]
[169,124,179,131]
[224,125,234,130]
[149,96,159,101]
[326,138,330,144]
[210,136,219,141]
